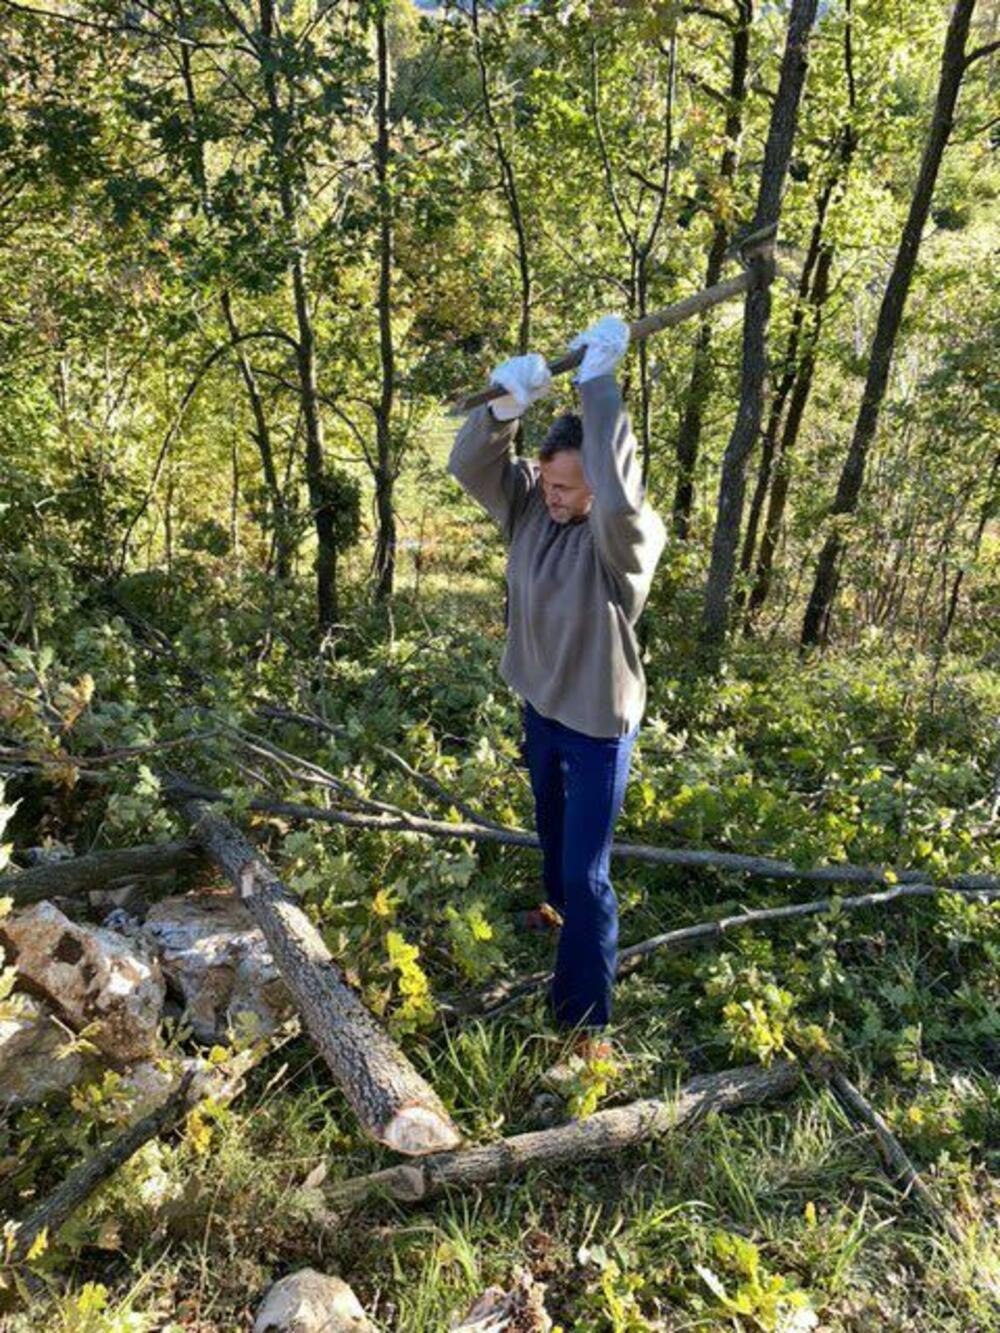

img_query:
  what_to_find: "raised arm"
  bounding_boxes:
[448,405,535,537]
[447,352,552,539]
[572,318,667,616]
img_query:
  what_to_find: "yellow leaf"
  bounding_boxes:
[26,1226,48,1261]
[186,1107,212,1156]
[371,888,395,918]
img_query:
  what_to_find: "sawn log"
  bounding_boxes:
[178,798,462,1157]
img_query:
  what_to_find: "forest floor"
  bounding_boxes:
[3,443,1000,1332]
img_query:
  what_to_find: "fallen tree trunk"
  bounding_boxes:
[324,1060,799,1211]
[10,1069,196,1267]
[177,798,462,1157]
[160,772,1000,894]
[450,880,1000,1018]
[0,841,202,907]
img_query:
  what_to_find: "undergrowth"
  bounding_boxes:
[1,484,999,1330]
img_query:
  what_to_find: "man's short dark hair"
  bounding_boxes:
[538,412,583,461]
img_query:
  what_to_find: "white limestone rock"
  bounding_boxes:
[0,993,90,1105]
[117,1049,259,1124]
[141,892,294,1043]
[253,1270,374,1333]
[0,901,165,1064]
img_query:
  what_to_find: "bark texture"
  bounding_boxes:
[324,1061,799,1211]
[0,841,201,907]
[700,0,819,654]
[179,798,462,1156]
[801,0,977,648]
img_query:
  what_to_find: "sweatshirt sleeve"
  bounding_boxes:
[447,404,536,540]
[579,374,667,619]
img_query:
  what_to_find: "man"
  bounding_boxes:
[448,316,666,1043]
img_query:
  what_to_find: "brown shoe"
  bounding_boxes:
[541,1032,618,1097]
[514,903,564,934]
[572,1033,614,1063]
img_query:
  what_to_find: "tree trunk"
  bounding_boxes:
[737,167,838,606]
[220,292,293,582]
[179,798,462,1156]
[0,840,201,907]
[174,15,293,584]
[373,12,397,602]
[164,770,1000,892]
[258,0,337,630]
[801,0,977,649]
[700,0,818,657]
[323,1062,799,1211]
[672,0,752,538]
[941,448,1000,644]
[637,28,677,484]
[745,237,834,622]
[10,1071,195,1267]
[470,0,532,358]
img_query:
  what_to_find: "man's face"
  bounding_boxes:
[539,449,593,524]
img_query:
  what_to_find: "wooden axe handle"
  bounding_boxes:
[454,258,773,414]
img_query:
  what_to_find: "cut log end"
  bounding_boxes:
[382,1104,463,1157]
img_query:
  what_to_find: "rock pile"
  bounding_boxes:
[0,878,294,1109]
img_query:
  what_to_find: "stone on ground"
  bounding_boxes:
[142,892,294,1043]
[253,1270,374,1333]
[0,901,165,1063]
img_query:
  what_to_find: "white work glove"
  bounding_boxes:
[569,314,631,383]
[488,352,553,421]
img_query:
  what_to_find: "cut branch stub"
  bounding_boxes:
[178,799,461,1157]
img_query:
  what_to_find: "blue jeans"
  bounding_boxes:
[522,701,638,1030]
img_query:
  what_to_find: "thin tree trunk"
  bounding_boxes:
[672,0,752,537]
[801,0,978,649]
[220,293,292,581]
[737,171,837,605]
[163,770,1000,893]
[745,239,834,622]
[373,11,397,601]
[637,29,677,483]
[701,0,819,656]
[174,12,293,584]
[10,1072,195,1266]
[470,0,532,357]
[941,448,1000,643]
[258,0,337,630]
